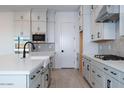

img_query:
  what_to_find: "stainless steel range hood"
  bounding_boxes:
[96,5,120,22]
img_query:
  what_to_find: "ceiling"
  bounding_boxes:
[0,5,79,11]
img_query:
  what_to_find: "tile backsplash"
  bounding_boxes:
[98,21,124,57]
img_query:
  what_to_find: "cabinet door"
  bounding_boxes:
[15,21,30,37]
[39,22,46,33]
[32,22,39,33]
[15,11,30,21]
[119,82,124,88]
[32,21,46,34]
[0,75,26,88]
[95,69,105,88]
[105,75,119,88]
[120,5,124,36]
[15,21,23,36]
[22,21,30,37]
[31,11,46,21]
[90,65,96,87]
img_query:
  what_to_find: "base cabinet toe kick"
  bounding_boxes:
[0,64,51,88]
[83,56,124,88]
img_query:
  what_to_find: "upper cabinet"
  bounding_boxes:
[31,9,47,34]
[31,9,47,22]
[91,5,116,42]
[15,11,30,21]
[79,5,83,31]
[120,5,124,36]
[14,11,31,37]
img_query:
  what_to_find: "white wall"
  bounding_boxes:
[0,12,14,55]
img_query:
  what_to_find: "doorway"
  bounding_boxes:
[55,12,78,68]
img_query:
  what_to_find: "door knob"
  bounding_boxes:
[61,50,64,52]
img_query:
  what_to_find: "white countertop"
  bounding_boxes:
[30,51,55,57]
[0,53,51,75]
[84,55,124,73]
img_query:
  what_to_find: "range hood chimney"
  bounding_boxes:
[96,5,120,22]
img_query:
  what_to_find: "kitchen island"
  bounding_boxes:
[0,53,53,88]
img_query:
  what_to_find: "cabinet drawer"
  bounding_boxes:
[102,65,110,74]
[108,67,120,81]
[0,75,26,88]
[119,71,124,84]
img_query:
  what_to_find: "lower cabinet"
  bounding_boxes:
[90,64,105,88]
[84,56,124,88]
[0,75,27,88]
[0,64,51,88]
[83,58,91,83]
[105,75,119,88]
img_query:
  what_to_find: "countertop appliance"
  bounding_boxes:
[94,55,124,60]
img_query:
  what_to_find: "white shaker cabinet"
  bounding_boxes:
[79,5,83,31]
[15,21,30,37]
[31,9,47,21]
[31,9,47,34]
[32,21,46,34]
[0,75,27,88]
[15,11,30,21]
[120,5,124,36]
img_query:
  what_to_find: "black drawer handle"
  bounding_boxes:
[111,71,117,75]
[92,82,95,85]
[97,74,101,78]
[30,75,36,80]
[92,70,95,73]
[36,70,40,74]
[104,68,108,71]
[36,84,40,88]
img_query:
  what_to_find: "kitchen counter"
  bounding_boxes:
[30,51,55,57]
[0,54,48,75]
[84,55,124,73]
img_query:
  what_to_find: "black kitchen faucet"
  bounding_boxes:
[23,41,35,58]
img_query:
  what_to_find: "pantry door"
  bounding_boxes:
[55,22,76,68]
[61,22,76,68]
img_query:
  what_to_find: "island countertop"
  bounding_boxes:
[0,54,45,75]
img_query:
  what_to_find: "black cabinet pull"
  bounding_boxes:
[97,74,101,78]
[104,67,108,71]
[46,74,49,81]
[87,65,89,71]
[92,70,95,73]
[36,84,40,88]
[107,79,111,88]
[91,34,93,39]
[111,71,117,75]
[30,75,36,80]
[97,32,100,38]
[92,82,95,86]
[20,16,23,19]
[37,16,40,20]
[36,70,40,74]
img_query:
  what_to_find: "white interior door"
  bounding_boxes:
[60,22,75,68]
